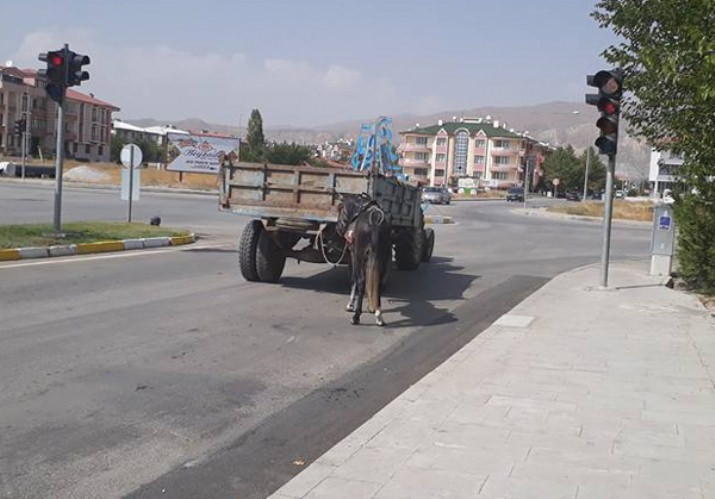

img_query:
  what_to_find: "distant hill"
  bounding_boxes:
[126,101,651,179]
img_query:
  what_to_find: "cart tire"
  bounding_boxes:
[422,228,435,262]
[256,230,286,283]
[394,227,423,270]
[239,220,262,282]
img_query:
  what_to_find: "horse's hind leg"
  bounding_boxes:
[346,281,356,312]
[375,309,385,327]
[351,268,364,325]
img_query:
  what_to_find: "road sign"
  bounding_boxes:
[120,144,142,169]
[553,178,560,186]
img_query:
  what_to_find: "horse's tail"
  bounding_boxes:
[366,248,380,313]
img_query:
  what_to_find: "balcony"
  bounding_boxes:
[400,158,429,167]
[402,143,431,153]
[489,164,517,173]
[490,148,521,156]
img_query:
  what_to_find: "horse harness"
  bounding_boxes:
[344,200,386,245]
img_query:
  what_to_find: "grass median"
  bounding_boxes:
[0,222,190,249]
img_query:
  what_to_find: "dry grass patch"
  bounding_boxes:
[65,163,220,190]
[546,200,654,221]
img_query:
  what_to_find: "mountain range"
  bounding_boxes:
[128,101,651,179]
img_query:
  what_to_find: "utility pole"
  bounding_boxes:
[582,146,590,202]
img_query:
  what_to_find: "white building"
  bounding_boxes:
[649,148,684,196]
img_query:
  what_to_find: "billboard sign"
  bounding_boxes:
[166,132,239,174]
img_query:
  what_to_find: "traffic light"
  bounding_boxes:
[38,49,67,104]
[585,69,623,156]
[14,118,25,138]
[66,50,90,87]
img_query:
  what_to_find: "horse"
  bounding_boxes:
[337,194,392,326]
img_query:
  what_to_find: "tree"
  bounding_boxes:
[593,0,715,291]
[580,147,607,195]
[541,146,581,192]
[110,135,127,163]
[263,142,314,165]
[241,109,265,162]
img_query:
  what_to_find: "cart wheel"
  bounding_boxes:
[256,230,286,283]
[394,226,423,270]
[422,228,435,262]
[239,220,262,282]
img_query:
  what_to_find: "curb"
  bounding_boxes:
[424,215,455,225]
[0,233,196,262]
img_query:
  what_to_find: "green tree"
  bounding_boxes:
[263,142,314,165]
[110,135,127,163]
[593,0,715,291]
[580,147,607,195]
[541,146,581,192]
[241,109,266,162]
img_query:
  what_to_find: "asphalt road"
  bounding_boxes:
[0,182,653,498]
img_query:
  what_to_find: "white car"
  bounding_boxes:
[0,161,15,176]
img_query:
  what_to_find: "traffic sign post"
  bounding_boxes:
[120,144,142,222]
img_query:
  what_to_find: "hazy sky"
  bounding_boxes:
[2,0,617,127]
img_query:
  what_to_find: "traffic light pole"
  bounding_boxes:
[53,98,65,233]
[600,154,616,287]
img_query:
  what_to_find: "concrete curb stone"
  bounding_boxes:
[0,234,196,262]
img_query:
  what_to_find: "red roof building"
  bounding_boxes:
[0,65,120,162]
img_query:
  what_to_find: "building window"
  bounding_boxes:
[415,152,429,161]
[416,137,428,145]
[435,169,445,177]
[436,153,446,162]
[473,155,485,164]
[74,143,78,153]
[414,168,428,176]
[493,172,508,180]
[494,156,511,165]
[98,145,104,156]
[475,139,486,148]
[454,130,469,176]
[436,138,446,146]
[494,139,511,149]
[0,114,3,126]
[473,172,483,180]
[85,144,91,154]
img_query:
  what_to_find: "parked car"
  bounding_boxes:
[422,186,451,205]
[0,161,14,176]
[565,191,581,201]
[506,187,524,202]
[615,190,625,199]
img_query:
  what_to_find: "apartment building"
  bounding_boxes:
[398,118,551,189]
[649,148,684,196]
[0,65,119,162]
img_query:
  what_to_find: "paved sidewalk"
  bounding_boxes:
[270,261,715,499]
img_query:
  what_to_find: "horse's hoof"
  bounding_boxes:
[376,319,386,327]
[346,304,355,312]
[351,316,360,325]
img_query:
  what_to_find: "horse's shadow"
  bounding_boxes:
[279,256,479,328]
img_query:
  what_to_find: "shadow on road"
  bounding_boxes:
[279,256,479,328]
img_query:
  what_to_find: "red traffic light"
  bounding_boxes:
[49,53,63,66]
[599,101,618,115]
